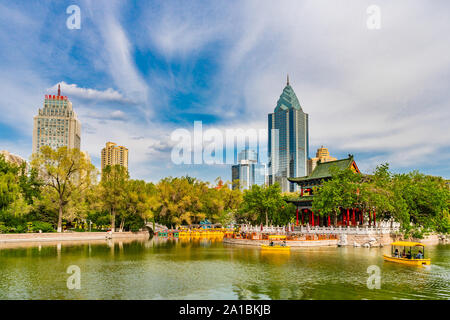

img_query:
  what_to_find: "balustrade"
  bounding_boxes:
[240,221,400,235]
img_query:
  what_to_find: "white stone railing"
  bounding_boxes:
[240,224,288,234]
[296,225,399,235]
[240,221,400,235]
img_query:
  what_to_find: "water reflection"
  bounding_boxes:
[260,251,291,266]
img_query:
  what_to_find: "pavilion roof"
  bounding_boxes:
[288,156,359,183]
[285,195,314,203]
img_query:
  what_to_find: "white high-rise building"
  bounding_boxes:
[32,84,81,154]
[231,149,266,190]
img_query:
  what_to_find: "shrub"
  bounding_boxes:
[31,221,55,233]
[411,229,424,239]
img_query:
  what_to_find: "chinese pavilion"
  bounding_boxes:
[286,155,373,227]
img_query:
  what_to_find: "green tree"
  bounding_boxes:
[99,165,129,232]
[31,146,96,232]
[119,180,158,232]
[239,184,285,226]
[18,164,42,205]
[392,171,450,236]
[312,166,361,225]
[155,177,204,227]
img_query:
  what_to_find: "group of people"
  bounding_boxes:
[393,248,424,259]
[269,240,287,247]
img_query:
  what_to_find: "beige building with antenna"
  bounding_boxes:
[32,84,81,154]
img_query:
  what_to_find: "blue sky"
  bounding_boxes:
[0,0,449,183]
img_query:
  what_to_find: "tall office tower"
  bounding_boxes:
[268,76,309,192]
[307,146,337,175]
[231,149,266,190]
[32,85,81,154]
[101,142,129,172]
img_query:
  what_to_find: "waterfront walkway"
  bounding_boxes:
[0,231,149,243]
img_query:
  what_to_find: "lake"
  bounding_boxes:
[0,238,449,299]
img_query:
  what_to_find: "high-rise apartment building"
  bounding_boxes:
[268,76,309,192]
[232,149,266,190]
[32,85,81,154]
[0,150,26,166]
[101,142,129,171]
[307,146,337,175]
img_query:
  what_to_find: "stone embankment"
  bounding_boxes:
[223,237,338,247]
[339,233,446,247]
[0,231,149,243]
[410,234,446,245]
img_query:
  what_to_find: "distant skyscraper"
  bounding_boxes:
[101,142,129,172]
[307,146,337,175]
[232,149,266,190]
[32,85,81,154]
[268,76,309,192]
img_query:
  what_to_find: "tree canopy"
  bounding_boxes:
[312,163,450,237]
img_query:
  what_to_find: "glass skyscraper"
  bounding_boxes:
[32,85,81,154]
[232,149,266,190]
[268,76,309,192]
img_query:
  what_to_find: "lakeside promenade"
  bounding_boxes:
[0,231,149,243]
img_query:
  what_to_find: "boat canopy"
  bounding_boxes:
[391,241,426,247]
[269,235,287,239]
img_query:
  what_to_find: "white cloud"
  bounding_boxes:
[47,82,129,103]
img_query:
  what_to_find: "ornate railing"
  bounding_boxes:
[240,221,400,235]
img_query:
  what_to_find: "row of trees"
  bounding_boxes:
[1,146,449,236]
[0,146,243,233]
[312,164,450,237]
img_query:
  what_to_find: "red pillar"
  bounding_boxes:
[311,211,315,226]
[369,210,372,226]
[342,208,345,224]
[346,209,350,226]
[300,187,303,197]
[373,210,376,227]
[328,215,331,227]
[352,209,355,226]
[296,207,299,226]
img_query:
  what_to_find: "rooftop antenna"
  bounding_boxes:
[287,74,290,86]
[57,84,61,96]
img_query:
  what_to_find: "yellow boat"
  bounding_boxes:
[261,245,291,252]
[261,235,290,252]
[383,241,431,266]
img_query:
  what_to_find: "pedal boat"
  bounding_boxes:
[261,235,290,252]
[261,245,291,252]
[383,241,430,266]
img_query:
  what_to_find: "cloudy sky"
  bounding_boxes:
[0,0,449,182]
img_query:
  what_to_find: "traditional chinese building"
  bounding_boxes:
[286,154,371,227]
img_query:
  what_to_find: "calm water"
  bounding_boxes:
[0,238,449,300]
